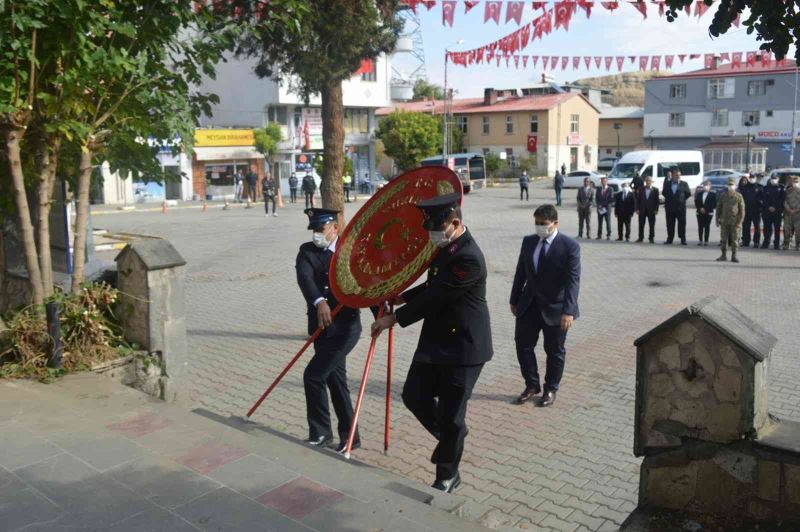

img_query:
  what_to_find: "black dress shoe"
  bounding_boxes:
[333,440,361,454]
[305,435,333,447]
[537,391,557,407]
[635,238,644,243]
[663,240,673,245]
[432,472,461,493]
[616,238,623,241]
[514,386,541,405]
[680,241,687,246]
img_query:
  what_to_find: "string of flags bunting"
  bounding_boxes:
[447,50,790,72]
[407,1,726,27]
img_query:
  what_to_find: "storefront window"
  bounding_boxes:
[205,164,242,187]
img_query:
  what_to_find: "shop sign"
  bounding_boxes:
[755,129,800,141]
[567,133,582,146]
[195,129,255,147]
[296,153,315,172]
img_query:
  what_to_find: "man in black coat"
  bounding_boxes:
[509,204,580,409]
[694,180,717,246]
[302,172,316,209]
[296,208,361,453]
[738,174,763,247]
[614,182,635,241]
[595,177,614,240]
[662,168,692,245]
[635,176,659,243]
[631,169,644,193]
[371,193,492,494]
[761,175,785,249]
[246,166,258,204]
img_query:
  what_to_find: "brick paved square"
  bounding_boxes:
[96,183,800,530]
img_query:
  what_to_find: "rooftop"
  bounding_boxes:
[655,58,798,80]
[599,106,644,120]
[377,92,595,117]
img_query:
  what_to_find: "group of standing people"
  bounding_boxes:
[234,167,260,204]
[287,172,319,208]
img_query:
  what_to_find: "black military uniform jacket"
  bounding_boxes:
[395,228,493,366]
[295,241,359,337]
[762,184,785,214]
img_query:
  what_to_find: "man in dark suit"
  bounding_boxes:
[576,178,594,238]
[296,208,361,453]
[595,177,614,240]
[631,169,644,193]
[761,174,785,249]
[694,180,717,246]
[614,182,635,241]
[509,204,580,408]
[662,168,692,245]
[635,176,659,243]
[371,193,492,494]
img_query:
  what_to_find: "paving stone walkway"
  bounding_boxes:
[94,182,800,531]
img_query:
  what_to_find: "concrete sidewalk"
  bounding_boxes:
[0,375,490,532]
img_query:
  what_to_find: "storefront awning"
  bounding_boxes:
[193,146,262,161]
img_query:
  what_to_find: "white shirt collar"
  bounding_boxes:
[543,228,558,245]
[327,236,338,253]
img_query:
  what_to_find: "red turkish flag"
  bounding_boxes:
[616,56,625,71]
[485,1,501,23]
[522,55,529,67]
[600,1,619,10]
[577,0,593,18]
[521,24,531,48]
[465,0,480,13]
[496,55,502,66]
[689,53,701,60]
[732,14,741,28]
[584,56,592,69]
[532,55,540,68]
[678,54,687,63]
[527,135,538,153]
[442,1,456,26]
[720,53,730,62]
[657,1,665,17]
[704,54,714,69]
[514,55,520,68]
[407,0,420,13]
[531,1,546,10]
[685,4,691,15]
[561,56,569,70]
[629,56,636,64]
[664,55,674,69]
[505,55,511,68]
[573,56,581,70]
[605,56,613,71]
[695,1,709,18]
[543,8,553,33]
[639,56,649,71]
[594,56,602,68]
[506,1,524,24]
[555,2,576,30]
[746,52,756,66]
[630,1,647,19]
[422,0,436,10]
[477,47,484,63]
[761,52,773,67]
[651,55,661,70]
[732,52,743,68]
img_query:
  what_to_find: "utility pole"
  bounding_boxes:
[745,120,752,172]
[791,65,798,167]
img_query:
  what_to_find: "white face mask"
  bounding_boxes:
[748,177,756,184]
[770,178,779,185]
[535,223,555,239]
[728,185,736,192]
[428,223,455,248]
[312,232,330,248]
[704,186,711,192]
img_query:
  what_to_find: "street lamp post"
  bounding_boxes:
[791,65,798,168]
[613,122,622,158]
[648,129,655,150]
[744,120,753,172]
[443,40,464,164]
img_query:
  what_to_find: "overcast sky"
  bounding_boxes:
[390,5,792,99]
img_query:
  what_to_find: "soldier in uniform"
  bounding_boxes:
[785,176,800,250]
[371,193,493,493]
[738,173,763,247]
[296,208,361,452]
[761,174,785,249]
[716,177,746,263]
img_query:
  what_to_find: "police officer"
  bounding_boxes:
[716,177,745,263]
[371,193,493,493]
[738,173,763,247]
[761,174,785,249]
[288,172,299,204]
[785,176,800,250]
[519,171,530,201]
[296,208,361,452]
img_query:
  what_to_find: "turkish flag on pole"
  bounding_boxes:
[442,1,456,26]
[485,1,501,23]
[464,0,479,13]
[732,52,743,69]
[555,2,576,30]
[639,56,649,71]
[616,56,625,71]
[584,56,592,69]
[651,55,661,70]
[630,1,647,19]
[605,57,613,71]
[664,55,674,69]
[573,56,581,70]
[506,1,524,24]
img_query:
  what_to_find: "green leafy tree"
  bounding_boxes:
[664,1,800,62]
[254,123,283,193]
[313,154,352,178]
[412,79,444,101]
[231,0,402,218]
[484,152,507,178]
[376,111,441,171]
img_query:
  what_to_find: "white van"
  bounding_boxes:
[606,151,704,192]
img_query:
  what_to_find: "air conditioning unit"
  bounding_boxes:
[766,80,775,86]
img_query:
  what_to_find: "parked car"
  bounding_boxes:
[759,168,800,187]
[704,169,746,182]
[597,157,618,172]
[705,175,731,196]
[562,170,606,189]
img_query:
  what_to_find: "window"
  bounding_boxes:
[766,110,774,117]
[570,114,579,133]
[267,106,288,125]
[669,113,685,127]
[640,166,652,178]
[344,109,369,134]
[482,116,489,135]
[670,84,687,98]
[530,114,539,134]
[360,60,377,82]
[742,111,760,126]
[708,78,734,99]
[711,109,729,127]
[456,115,468,134]
[747,80,767,96]
[505,115,514,134]
[657,162,701,177]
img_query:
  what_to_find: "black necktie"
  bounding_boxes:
[537,239,548,272]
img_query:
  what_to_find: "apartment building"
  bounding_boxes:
[599,106,645,158]
[644,59,799,173]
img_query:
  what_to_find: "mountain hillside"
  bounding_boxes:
[573,71,666,107]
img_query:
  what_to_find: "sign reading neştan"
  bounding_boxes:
[194,129,255,147]
[330,166,463,309]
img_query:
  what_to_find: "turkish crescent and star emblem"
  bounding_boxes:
[330,166,463,309]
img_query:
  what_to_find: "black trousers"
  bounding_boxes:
[402,361,483,480]
[263,194,276,214]
[762,211,783,246]
[697,213,713,243]
[578,208,591,237]
[638,212,656,242]
[617,215,632,240]
[247,183,257,203]
[290,188,298,203]
[304,319,361,442]
[665,208,686,242]
[520,185,529,200]
[514,306,567,394]
[597,209,611,238]
[555,188,562,206]
[304,191,315,209]
[344,186,351,202]
[742,210,761,245]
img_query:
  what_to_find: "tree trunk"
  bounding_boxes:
[4,125,45,306]
[320,80,345,220]
[36,136,60,297]
[70,147,93,293]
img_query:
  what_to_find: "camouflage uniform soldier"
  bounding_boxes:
[783,176,800,251]
[716,177,746,263]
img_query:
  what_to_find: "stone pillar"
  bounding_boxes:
[115,239,187,402]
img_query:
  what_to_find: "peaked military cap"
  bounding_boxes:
[416,192,461,230]
[727,177,737,185]
[305,208,339,230]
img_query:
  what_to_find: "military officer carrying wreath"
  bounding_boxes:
[371,193,493,494]
[716,177,746,263]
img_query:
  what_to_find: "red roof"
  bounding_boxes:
[657,59,798,80]
[376,92,591,117]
